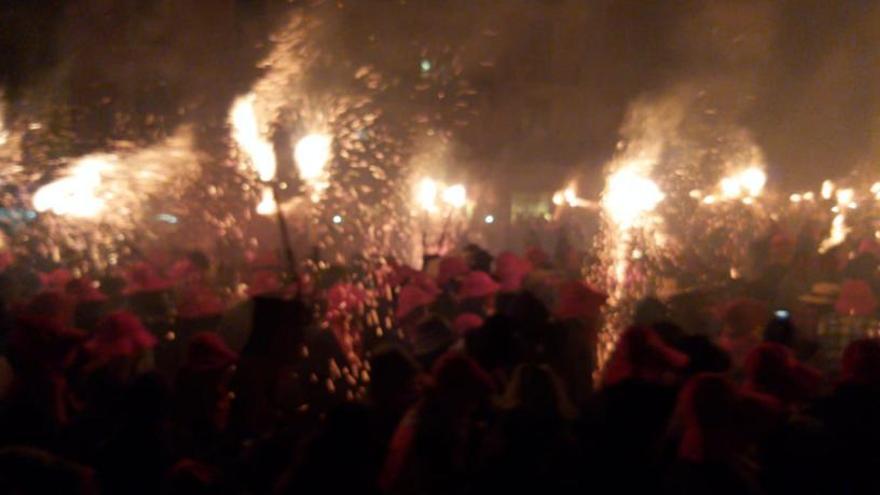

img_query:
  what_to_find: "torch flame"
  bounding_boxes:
[33,155,115,218]
[442,184,467,208]
[415,178,439,213]
[230,93,276,182]
[719,166,766,200]
[294,133,332,181]
[602,166,664,229]
[256,187,277,216]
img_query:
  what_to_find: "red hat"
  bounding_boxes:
[177,287,225,320]
[459,271,500,299]
[39,268,73,291]
[744,343,822,404]
[396,284,437,319]
[65,278,108,303]
[841,338,880,385]
[125,262,174,294]
[602,326,689,387]
[453,313,484,336]
[246,270,282,297]
[835,279,877,316]
[183,332,238,372]
[437,256,469,286]
[84,311,156,358]
[495,251,533,292]
[555,280,607,321]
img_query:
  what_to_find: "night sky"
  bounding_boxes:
[2,0,879,190]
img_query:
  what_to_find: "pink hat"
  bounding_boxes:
[396,284,437,319]
[437,256,469,286]
[84,311,157,358]
[835,279,878,316]
[459,271,500,299]
[453,313,484,336]
[555,280,606,321]
[495,251,533,292]
[177,287,225,319]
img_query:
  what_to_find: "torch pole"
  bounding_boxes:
[271,182,298,283]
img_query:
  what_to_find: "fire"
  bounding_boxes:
[819,213,848,253]
[718,166,766,200]
[415,178,439,213]
[33,155,114,218]
[294,133,332,181]
[821,180,834,200]
[256,187,277,216]
[602,165,664,229]
[230,93,276,182]
[442,184,467,208]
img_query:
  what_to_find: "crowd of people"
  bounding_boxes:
[2,226,880,494]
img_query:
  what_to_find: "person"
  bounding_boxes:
[380,352,494,495]
[665,373,781,495]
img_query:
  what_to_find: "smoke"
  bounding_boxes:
[2,0,879,188]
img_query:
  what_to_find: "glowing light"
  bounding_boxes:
[702,195,716,205]
[230,93,276,181]
[552,191,564,206]
[820,213,849,253]
[442,184,467,208]
[33,155,114,218]
[689,189,703,199]
[872,182,880,199]
[803,191,815,201]
[294,133,332,181]
[332,214,343,224]
[836,188,854,206]
[420,59,432,72]
[821,180,834,200]
[602,168,664,228]
[789,193,802,203]
[719,167,766,199]
[156,213,178,224]
[484,214,495,224]
[415,178,438,213]
[256,187,277,216]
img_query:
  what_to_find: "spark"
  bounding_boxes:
[230,93,276,181]
[789,193,802,203]
[332,214,343,224]
[819,213,848,253]
[484,214,494,224]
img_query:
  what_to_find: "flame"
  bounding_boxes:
[256,187,277,216]
[294,133,332,181]
[719,166,766,199]
[415,177,438,213]
[33,155,114,218]
[442,184,467,208]
[819,213,848,253]
[836,188,854,206]
[821,180,834,200]
[602,165,664,229]
[230,93,276,181]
